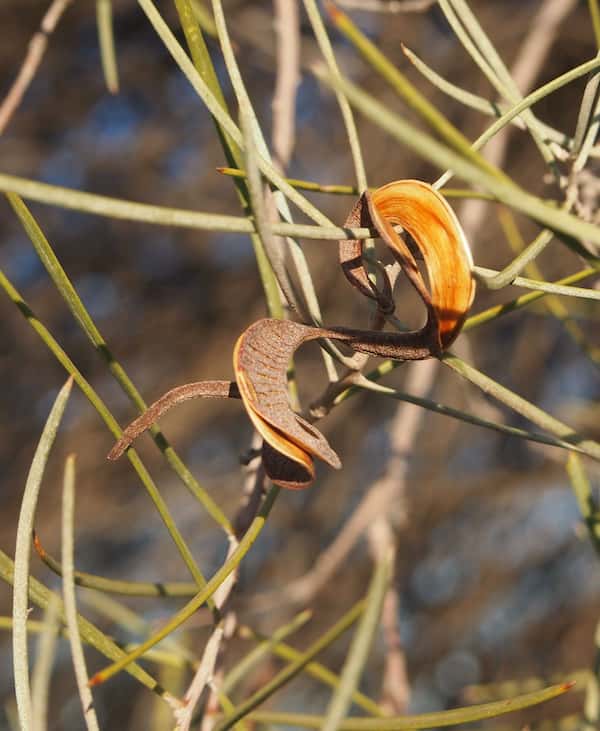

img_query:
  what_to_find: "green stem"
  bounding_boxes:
[0,268,211,594]
[441,353,600,461]
[322,550,392,731]
[33,533,199,597]
[96,0,119,93]
[7,192,232,534]
[222,610,313,695]
[314,68,600,253]
[243,627,384,717]
[589,0,600,50]
[464,267,600,331]
[327,3,508,183]
[0,550,166,696]
[567,454,600,556]
[89,485,279,687]
[241,681,573,729]
[0,171,380,239]
[214,600,366,731]
[354,376,590,457]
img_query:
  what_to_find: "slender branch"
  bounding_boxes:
[272,0,300,170]
[61,456,101,731]
[336,0,435,10]
[0,0,73,134]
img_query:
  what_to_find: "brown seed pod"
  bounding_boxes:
[109,180,474,489]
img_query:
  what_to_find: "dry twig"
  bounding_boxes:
[367,519,409,714]
[336,0,435,12]
[272,0,300,170]
[0,0,73,135]
[191,438,267,731]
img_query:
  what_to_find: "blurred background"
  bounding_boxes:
[1,0,600,728]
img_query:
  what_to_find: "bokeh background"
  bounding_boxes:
[1,0,600,728]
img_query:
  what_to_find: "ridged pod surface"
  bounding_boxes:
[110,181,475,489]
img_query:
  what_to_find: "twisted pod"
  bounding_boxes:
[109,181,475,489]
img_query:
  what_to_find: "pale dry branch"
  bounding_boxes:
[366,519,410,715]
[337,0,435,12]
[191,437,267,731]
[0,0,73,135]
[272,0,300,170]
[379,579,410,714]
[175,623,225,731]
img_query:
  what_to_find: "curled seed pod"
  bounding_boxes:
[337,180,475,356]
[233,319,341,490]
[371,180,475,349]
[109,180,474,489]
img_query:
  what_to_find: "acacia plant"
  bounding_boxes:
[2,0,600,729]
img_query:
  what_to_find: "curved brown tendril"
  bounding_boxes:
[108,381,240,461]
[108,180,474,489]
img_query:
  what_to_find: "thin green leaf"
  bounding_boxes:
[402,43,508,116]
[304,0,367,191]
[495,211,600,370]
[322,548,392,731]
[589,0,600,49]
[13,376,73,731]
[89,485,279,688]
[442,0,555,167]
[473,264,600,299]
[354,375,591,456]
[572,54,600,155]
[313,67,600,253]
[222,610,313,696]
[464,267,600,331]
[476,229,556,290]
[7,191,232,534]
[240,106,286,319]
[0,617,65,636]
[0,171,375,239]
[96,0,119,93]
[441,354,600,461]
[77,587,202,671]
[567,454,600,554]
[0,268,210,592]
[402,43,568,146]
[242,626,384,717]
[33,534,198,597]
[245,682,574,729]
[2,612,195,676]
[437,0,506,95]
[0,550,168,696]
[189,0,217,37]
[174,0,241,166]
[573,61,600,171]
[213,599,366,731]
[304,0,378,303]
[219,166,497,201]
